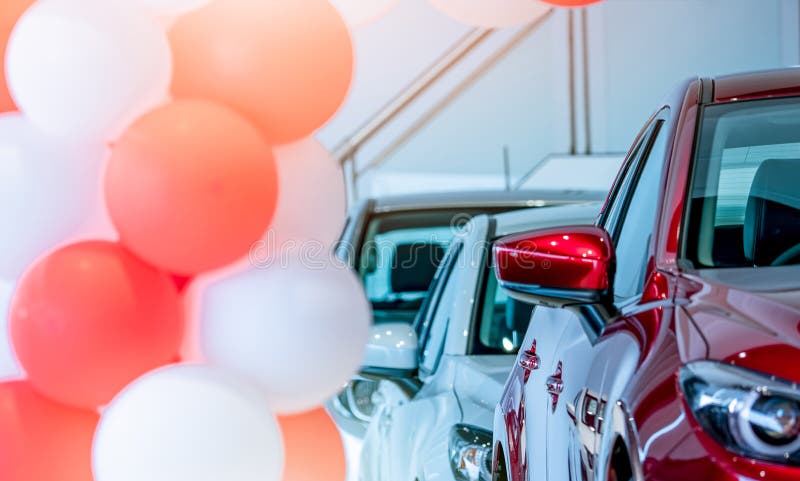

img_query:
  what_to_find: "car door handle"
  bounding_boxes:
[546,361,564,394]
[546,361,564,412]
[519,349,541,371]
[519,339,540,371]
[545,377,563,395]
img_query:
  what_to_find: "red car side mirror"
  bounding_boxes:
[493,225,614,308]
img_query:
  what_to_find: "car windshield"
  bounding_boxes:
[358,210,466,324]
[685,97,800,268]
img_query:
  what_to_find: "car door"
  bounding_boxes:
[542,110,672,481]
[505,306,574,481]
[360,237,463,479]
[360,216,493,481]
[494,208,603,481]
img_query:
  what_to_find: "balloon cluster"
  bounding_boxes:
[0,0,605,479]
[0,0,381,480]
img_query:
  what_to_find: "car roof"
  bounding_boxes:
[493,202,603,238]
[370,189,606,213]
[711,67,800,103]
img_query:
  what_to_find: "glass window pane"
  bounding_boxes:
[686,98,800,268]
[419,243,466,373]
[357,211,457,324]
[601,119,656,236]
[473,267,533,355]
[613,121,668,300]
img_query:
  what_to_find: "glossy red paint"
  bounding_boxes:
[679,272,800,383]
[630,69,800,480]
[627,69,800,480]
[493,225,613,292]
[494,68,800,481]
[714,68,800,102]
[656,78,700,270]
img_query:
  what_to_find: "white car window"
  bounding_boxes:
[419,242,466,374]
[474,265,533,354]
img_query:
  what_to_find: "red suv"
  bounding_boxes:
[491,68,800,481]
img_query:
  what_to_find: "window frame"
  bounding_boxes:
[602,108,671,304]
[679,95,800,269]
[415,240,464,376]
[602,117,662,239]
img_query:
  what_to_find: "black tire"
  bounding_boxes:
[492,445,509,481]
[609,440,633,481]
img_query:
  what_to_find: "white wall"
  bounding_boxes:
[319,0,800,196]
[588,0,800,152]
[318,0,468,150]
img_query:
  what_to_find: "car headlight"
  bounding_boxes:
[347,379,380,421]
[334,379,380,422]
[449,424,493,481]
[680,361,800,464]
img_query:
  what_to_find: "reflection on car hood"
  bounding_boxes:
[685,266,800,382]
[697,265,800,295]
[452,355,516,429]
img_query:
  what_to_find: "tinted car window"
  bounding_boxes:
[612,120,669,300]
[357,212,457,324]
[686,97,800,268]
[473,263,533,355]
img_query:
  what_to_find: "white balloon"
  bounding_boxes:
[0,281,21,380]
[265,138,346,258]
[330,0,400,27]
[134,0,212,16]
[0,113,107,281]
[155,12,179,31]
[200,259,372,414]
[6,0,172,141]
[93,364,284,481]
[428,0,551,28]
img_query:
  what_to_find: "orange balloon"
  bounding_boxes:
[0,381,98,481]
[170,0,353,144]
[10,241,184,409]
[105,100,279,275]
[280,408,347,481]
[0,0,34,112]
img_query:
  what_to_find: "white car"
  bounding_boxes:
[335,202,600,481]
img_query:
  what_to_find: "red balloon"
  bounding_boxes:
[279,408,346,481]
[541,0,603,6]
[0,0,34,112]
[10,241,184,409]
[170,0,353,144]
[0,381,98,481]
[105,100,278,275]
[171,274,193,293]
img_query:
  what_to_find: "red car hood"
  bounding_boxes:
[682,266,800,382]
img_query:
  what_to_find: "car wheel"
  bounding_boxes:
[492,444,508,481]
[609,466,631,481]
[608,439,633,481]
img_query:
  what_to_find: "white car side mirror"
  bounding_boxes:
[361,322,419,378]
